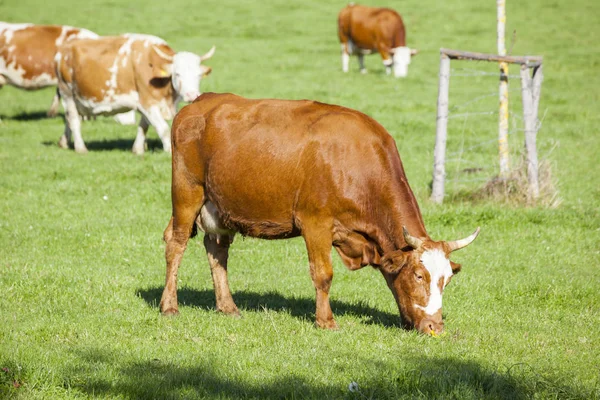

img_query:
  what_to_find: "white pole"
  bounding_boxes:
[497,0,510,178]
[431,52,451,204]
[520,65,539,200]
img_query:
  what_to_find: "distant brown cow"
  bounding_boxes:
[0,22,98,118]
[55,34,215,153]
[160,92,480,335]
[337,4,417,77]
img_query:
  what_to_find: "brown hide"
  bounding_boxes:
[161,92,476,333]
[175,92,428,254]
[0,24,96,88]
[338,4,406,56]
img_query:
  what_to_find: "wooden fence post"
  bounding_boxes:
[520,65,539,200]
[497,0,510,178]
[431,52,451,204]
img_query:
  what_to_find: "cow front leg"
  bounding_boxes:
[379,48,393,76]
[160,185,205,316]
[143,105,171,153]
[132,115,149,155]
[204,233,239,316]
[302,225,337,329]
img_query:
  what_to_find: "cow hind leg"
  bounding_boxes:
[204,233,239,316]
[341,44,350,73]
[132,115,149,155]
[47,88,60,118]
[301,220,337,329]
[61,97,87,153]
[160,184,205,316]
[358,54,367,74]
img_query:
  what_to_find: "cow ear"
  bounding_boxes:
[450,261,462,274]
[381,250,408,274]
[151,62,172,79]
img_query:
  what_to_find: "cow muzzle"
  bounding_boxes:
[183,92,200,102]
[418,318,444,336]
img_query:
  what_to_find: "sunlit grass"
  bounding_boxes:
[1,0,599,398]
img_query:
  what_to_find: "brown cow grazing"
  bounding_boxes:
[55,34,215,154]
[337,4,418,77]
[160,92,480,335]
[0,22,98,118]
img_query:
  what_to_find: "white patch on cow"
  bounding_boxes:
[8,45,16,53]
[0,23,32,43]
[72,28,98,40]
[392,46,411,78]
[121,33,166,53]
[55,26,69,46]
[415,249,453,316]
[171,52,203,102]
[113,110,137,125]
[74,90,139,116]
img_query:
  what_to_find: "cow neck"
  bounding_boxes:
[386,152,429,252]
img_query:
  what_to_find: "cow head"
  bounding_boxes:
[391,47,418,78]
[151,45,215,102]
[381,227,480,335]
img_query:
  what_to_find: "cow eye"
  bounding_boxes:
[415,273,423,281]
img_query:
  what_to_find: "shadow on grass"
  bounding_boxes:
[40,138,163,152]
[137,287,401,328]
[59,348,593,399]
[0,111,56,121]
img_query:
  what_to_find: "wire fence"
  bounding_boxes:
[441,64,539,194]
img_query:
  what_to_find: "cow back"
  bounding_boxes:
[338,5,406,51]
[174,93,425,245]
[1,24,98,89]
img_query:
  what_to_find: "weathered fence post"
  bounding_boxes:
[520,64,539,200]
[431,51,451,204]
[532,64,544,129]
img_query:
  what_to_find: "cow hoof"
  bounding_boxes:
[132,148,145,156]
[316,319,339,330]
[218,307,241,318]
[75,147,89,154]
[360,69,368,74]
[161,308,179,317]
[58,136,69,149]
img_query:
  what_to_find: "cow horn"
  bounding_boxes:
[153,45,174,62]
[410,48,419,56]
[447,227,480,252]
[200,45,216,61]
[403,226,423,249]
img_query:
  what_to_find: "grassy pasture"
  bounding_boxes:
[1,0,599,398]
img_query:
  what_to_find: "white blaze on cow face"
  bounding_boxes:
[171,52,205,102]
[415,249,453,316]
[392,46,412,78]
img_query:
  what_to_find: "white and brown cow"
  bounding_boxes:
[55,34,215,154]
[0,22,98,118]
[337,4,418,77]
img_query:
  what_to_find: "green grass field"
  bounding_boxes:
[1,0,599,398]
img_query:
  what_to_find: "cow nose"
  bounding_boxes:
[418,319,444,336]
